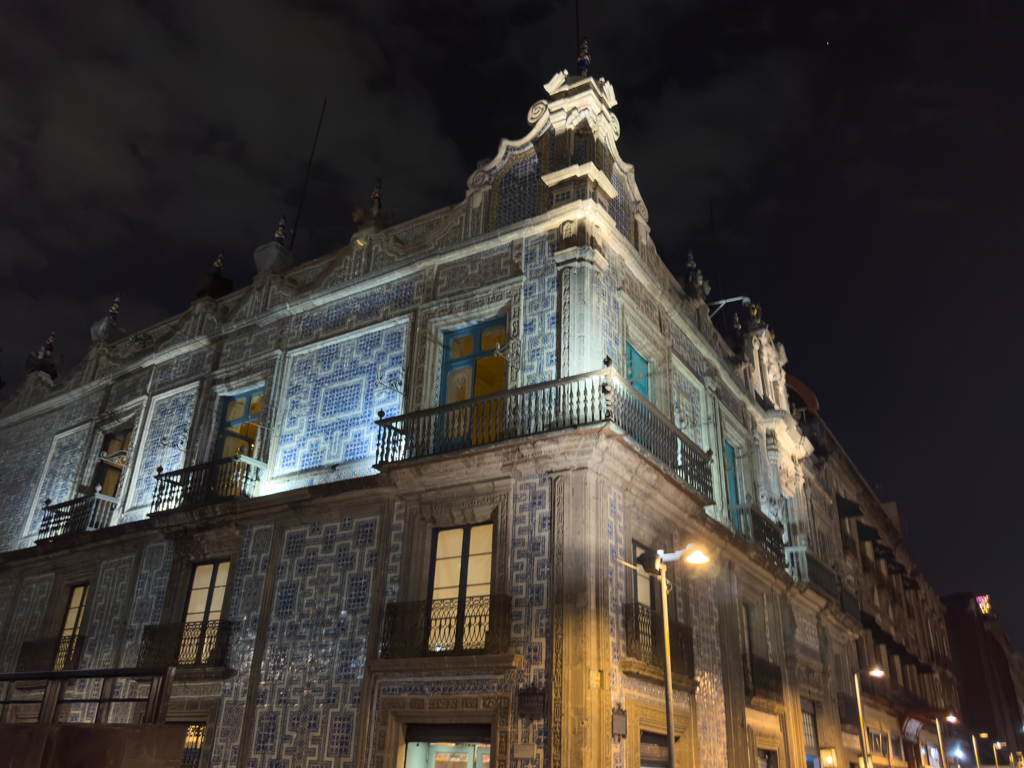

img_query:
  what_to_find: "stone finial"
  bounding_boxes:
[732,312,743,337]
[371,178,382,217]
[274,216,287,244]
[26,331,58,380]
[256,217,294,274]
[109,294,120,322]
[577,38,591,78]
[197,253,234,299]
[91,295,127,345]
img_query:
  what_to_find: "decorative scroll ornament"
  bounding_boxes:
[159,427,189,453]
[527,100,549,124]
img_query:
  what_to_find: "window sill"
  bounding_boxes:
[621,657,697,692]
[368,653,525,675]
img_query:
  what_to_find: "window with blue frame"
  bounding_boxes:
[440,316,507,404]
[724,439,740,507]
[215,387,263,458]
[625,342,651,401]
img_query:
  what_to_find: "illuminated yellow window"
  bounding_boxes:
[180,561,230,664]
[216,388,263,458]
[428,523,494,652]
[55,583,88,670]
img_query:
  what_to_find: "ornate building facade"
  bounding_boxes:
[0,69,957,768]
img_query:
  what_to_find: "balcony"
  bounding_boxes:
[379,595,511,658]
[786,546,840,600]
[36,494,118,540]
[374,366,714,502]
[16,635,86,673]
[151,455,266,514]
[841,588,861,621]
[729,505,785,564]
[137,620,232,669]
[743,652,784,705]
[622,602,695,681]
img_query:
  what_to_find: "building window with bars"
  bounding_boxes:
[180,723,206,768]
[801,698,819,766]
[427,523,493,652]
[181,561,229,665]
[55,583,88,670]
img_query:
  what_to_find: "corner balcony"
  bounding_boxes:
[786,545,840,601]
[36,493,118,541]
[374,366,714,502]
[151,455,266,514]
[379,594,512,658]
[622,602,695,683]
[729,504,785,564]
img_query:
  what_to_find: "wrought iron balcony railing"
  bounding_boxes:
[137,620,231,668]
[743,652,784,704]
[841,588,861,621]
[786,545,840,600]
[151,455,266,514]
[622,602,695,680]
[379,594,511,658]
[729,505,785,564]
[36,493,118,540]
[374,366,714,502]
[16,635,87,672]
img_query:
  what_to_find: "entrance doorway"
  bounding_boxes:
[401,723,492,768]
[759,749,780,768]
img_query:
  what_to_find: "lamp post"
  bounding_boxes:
[973,735,981,768]
[854,666,885,768]
[994,742,1005,768]
[633,543,711,768]
[936,719,950,768]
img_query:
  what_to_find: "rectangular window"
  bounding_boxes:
[625,342,651,401]
[55,583,88,670]
[181,723,206,768]
[215,388,264,459]
[95,427,133,497]
[428,523,494,652]
[181,561,229,664]
[441,318,507,404]
[633,543,653,608]
[724,440,740,507]
[890,736,904,762]
[870,731,889,757]
[801,699,819,754]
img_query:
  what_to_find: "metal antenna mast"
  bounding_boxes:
[290,98,327,251]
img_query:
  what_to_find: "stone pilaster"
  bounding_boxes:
[553,221,609,378]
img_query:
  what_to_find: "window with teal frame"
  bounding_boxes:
[215,387,264,459]
[724,440,740,506]
[440,316,507,405]
[625,342,650,401]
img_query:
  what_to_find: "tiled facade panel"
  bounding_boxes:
[63,554,135,722]
[248,516,379,768]
[668,319,705,377]
[155,349,213,391]
[490,144,542,231]
[120,541,174,666]
[126,386,198,518]
[510,476,551,763]
[599,253,622,370]
[521,235,558,384]
[210,522,275,768]
[383,503,406,605]
[273,322,407,478]
[0,390,103,551]
[435,244,515,299]
[690,571,727,768]
[672,369,704,447]
[21,425,91,543]
[0,573,54,673]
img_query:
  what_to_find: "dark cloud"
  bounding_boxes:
[2,0,1023,640]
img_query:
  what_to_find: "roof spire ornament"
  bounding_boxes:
[352,177,394,231]
[91,295,127,345]
[274,216,287,244]
[197,253,234,299]
[212,253,224,274]
[26,331,58,380]
[370,178,382,217]
[108,294,120,323]
[577,37,591,78]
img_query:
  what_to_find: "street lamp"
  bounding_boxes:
[854,666,885,768]
[994,742,1006,768]
[632,543,711,768]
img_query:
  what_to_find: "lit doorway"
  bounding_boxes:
[404,742,490,768]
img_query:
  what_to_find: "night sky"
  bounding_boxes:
[2,1,1022,641]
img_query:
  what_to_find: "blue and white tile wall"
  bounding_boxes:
[248,516,379,768]
[273,322,407,482]
[672,370,704,447]
[63,554,135,722]
[121,541,174,666]
[689,571,727,768]
[510,475,551,767]
[125,386,198,519]
[210,522,275,768]
[0,574,53,673]
[521,235,558,384]
[490,145,542,231]
[383,504,406,605]
[22,425,91,542]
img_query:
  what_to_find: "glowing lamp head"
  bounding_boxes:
[685,549,711,564]
[955,750,965,759]
[947,715,958,723]
[825,754,834,765]
[869,667,885,678]
[981,734,989,740]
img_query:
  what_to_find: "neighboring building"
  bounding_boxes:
[943,594,1024,759]
[0,64,957,768]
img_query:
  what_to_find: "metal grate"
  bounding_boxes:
[37,494,118,540]
[380,595,511,658]
[181,723,206,768]
[622,603,695,680]
[152,455,266,515]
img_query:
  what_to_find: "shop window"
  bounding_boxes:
[55,583,88,670]
[428,523,494,652]
[95,427,133,497]
[181,561,229,664]
[215,387,263,459]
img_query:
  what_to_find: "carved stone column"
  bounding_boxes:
[553,219,609,378]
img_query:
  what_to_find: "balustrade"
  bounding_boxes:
[380,595,511,658]
[743,652,784,703]
[786,545,840,600]
[622,602,695,680]
[137,620,231,668]
[37,494,118,540]
[151,455,265,514]
[729,505,785,563]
